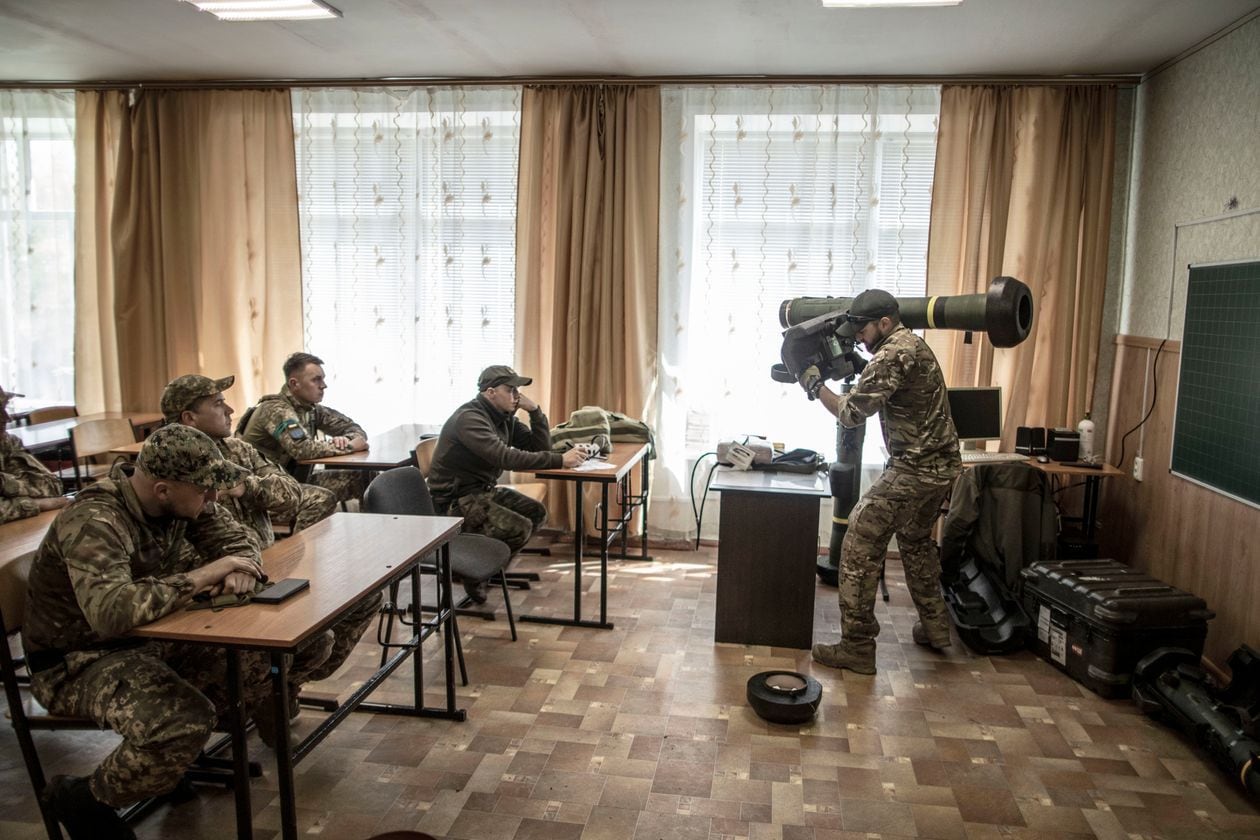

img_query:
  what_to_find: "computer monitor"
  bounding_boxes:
[947,386,1002,442]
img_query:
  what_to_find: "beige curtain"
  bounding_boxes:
[78,89,302,414]
[515,84,660,528]
[926,85,1116,445]
[73,91,127,415]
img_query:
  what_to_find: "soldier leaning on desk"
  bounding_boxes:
[238,352,369,505]
[428,365,589,602]
[22,424,271,840]
[0,385,69,524]
[162,373,382,722]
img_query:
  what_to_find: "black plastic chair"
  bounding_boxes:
[362,467,517,682]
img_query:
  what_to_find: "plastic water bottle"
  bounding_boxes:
[1077,413,1095,463]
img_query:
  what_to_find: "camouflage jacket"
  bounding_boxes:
[239,385,365,473]
[835,325,962,479]
[215,436,306,551]
[1,432,64,524]
[22,469,261,657]
[428,394,562,504]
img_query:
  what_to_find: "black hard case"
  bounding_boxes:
[1020,559,1214,698]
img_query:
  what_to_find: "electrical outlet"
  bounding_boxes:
[1133,456,1144,482]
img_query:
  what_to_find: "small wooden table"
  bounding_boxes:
[528,443,651,630]
[0,509,59,565]
[1031,459,1125,538]
[298,422,440,471]
[133,512,464,840]
[12,412,164,456]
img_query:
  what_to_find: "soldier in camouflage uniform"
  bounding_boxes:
[239,352,369,505]
[22,424,269,839]
[428,365,589,601]
[161,374,337,547]
[162,374,381,719]
[800,289,961,675]
[0,385,69,523]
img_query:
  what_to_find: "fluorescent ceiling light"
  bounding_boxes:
[181,0,342,21]
[821,0,962,7]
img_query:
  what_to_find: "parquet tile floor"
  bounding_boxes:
[3,543,1258,839]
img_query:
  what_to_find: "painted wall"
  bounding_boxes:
[1120,19,1260,340]
[1102,16,1260,666]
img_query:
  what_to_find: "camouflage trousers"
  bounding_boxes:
[447,486,546,557]
[838,466,954,654]
[310,468,369,507]
[291,589,383,686]
[293,482,339,531]
[31,642,271,808]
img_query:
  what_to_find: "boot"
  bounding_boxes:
[811,642,876,675]
[41,775,136,840]
[251,696,300,750]
[912,621,952,651]
[461,576,489,605]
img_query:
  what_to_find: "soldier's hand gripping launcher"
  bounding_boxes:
[770,276,1035,395]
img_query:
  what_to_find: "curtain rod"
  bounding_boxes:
[0,73,1138,91]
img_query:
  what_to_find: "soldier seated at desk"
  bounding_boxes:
[0,385,69,524]
[23,425,270,840]
[238,352,370,506]
[428,365,588,602]
[163,372,381,722]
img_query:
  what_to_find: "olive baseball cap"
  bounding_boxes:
[137,424,249,490]
[160,374,235,422]
[838,289,899,337]
[477,365,532,391]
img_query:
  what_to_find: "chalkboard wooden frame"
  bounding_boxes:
[1170,259,1260,510]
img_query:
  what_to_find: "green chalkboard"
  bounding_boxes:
[1170,260,1260,509]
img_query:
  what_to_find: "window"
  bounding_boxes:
[0,90,75,404]
[293,87,522,432]
[655,85,940,538]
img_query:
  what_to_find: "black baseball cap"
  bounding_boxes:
[477,365,532,391]
[838,289,899,337]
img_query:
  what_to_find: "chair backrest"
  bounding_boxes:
[414,437,437,478]
[69,418,138,461]
[362,466,437,517]
[25,406,77,425]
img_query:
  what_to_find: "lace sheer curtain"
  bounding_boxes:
[0,90,75,404]
[293,87,522,433]
[655,85,940,540]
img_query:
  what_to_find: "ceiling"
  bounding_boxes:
[1,0,1258,84]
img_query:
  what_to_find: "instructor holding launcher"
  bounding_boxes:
[774,277,1034,675]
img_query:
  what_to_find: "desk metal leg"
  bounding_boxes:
[440,543,457,713]
[226,650,253,840]
[600,481,610,625]
[358,556,466,721]
[271,651,297,840]
[520,477,615,630]
[1083,476,1101,538]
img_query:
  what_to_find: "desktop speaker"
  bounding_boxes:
[1047,428,1081,462]
[1015,426,1047,456]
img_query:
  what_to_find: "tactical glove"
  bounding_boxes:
[799,365,824,400]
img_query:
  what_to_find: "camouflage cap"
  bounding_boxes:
[160,374,235,422]
[137,424,249,490]
[477,365,532,391]
[838,289,899,337]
